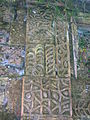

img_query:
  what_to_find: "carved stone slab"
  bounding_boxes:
[23,76,71,119]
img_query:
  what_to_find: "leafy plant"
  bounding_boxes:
[0,110,17,120]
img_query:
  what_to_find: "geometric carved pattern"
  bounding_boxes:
[56,45,69,77]
[27,19,54,44]
[23,3,72,120]
[45,45,55,76]
[26,41,70,78]
[26,44,44,76]
[56,19,70,77]
[26,42,69,78]
[26,44,56,76]
[73,99,90,118]
[23,76,71,119]
[26,5,54,44]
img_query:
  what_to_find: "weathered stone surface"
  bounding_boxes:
[0,45,25,77]
[0,77,22,116]
[9,9,26,45]
[72,78,90,118]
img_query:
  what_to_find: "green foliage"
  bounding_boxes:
[38,0,45,2]
[61,0,80,19]
[0,0,7,4]
[55,6,65,20]
[79,38,86,48]
[55,6,61,16]
[0,110,17,120]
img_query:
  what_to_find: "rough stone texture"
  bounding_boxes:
[71,78,90,119]
[0,77,22,117]
[0,45,25,77]
[9,9,26,45]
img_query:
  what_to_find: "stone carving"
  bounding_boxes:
[56,45,69,77]
[23,77,71,119]
[23,3,72,120]
[73,99,90,118]
[26,44,44,76]
[55,19,70,77]
[45,45,55,76]
[26,5,54,44]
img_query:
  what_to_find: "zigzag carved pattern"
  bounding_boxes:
[45,45,55,76]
